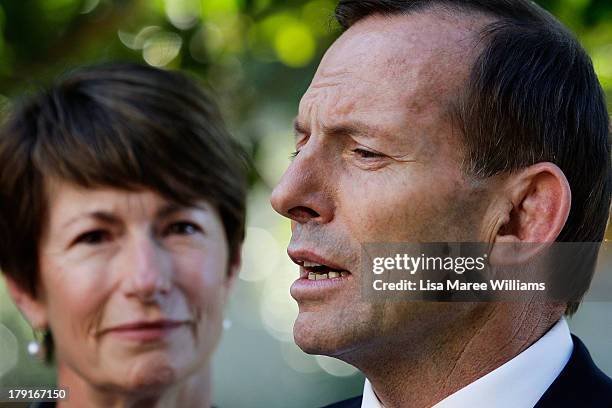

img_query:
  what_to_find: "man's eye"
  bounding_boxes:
[353,148,383,159]
[289,150,300,160]
[74,230,111,246]
[165,222,202,236]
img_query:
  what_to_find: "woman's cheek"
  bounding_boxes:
[40,256,109,340]
[174,255,227,358]
[175,249,227,307]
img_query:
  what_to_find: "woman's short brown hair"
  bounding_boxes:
[0,63,247,297]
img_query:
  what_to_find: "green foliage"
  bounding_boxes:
[0,0,608,109]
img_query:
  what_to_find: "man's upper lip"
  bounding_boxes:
[103,320,188,333]
[287,249,347,271]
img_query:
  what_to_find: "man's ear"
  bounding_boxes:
[3,276,48,330]
[489,162,571,264]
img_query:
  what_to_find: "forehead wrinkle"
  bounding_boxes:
[309,67,352,89]
[300,80,420,150]
[299,84,351,133]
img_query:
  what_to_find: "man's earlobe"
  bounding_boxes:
[3,276,48,330]
[490,162,571,264]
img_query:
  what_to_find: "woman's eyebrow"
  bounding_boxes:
[155,203,208,219]
[61,211,121,229]
[60,203,210,229]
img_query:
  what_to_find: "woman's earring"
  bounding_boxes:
[223,318,232,330]
[27,339,40,356]
[27,330,46,360]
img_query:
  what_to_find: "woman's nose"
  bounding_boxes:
[120,235,172,303]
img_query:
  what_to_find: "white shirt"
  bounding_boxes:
[361,318,573,408]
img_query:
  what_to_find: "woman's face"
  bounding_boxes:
[27,180,238,392]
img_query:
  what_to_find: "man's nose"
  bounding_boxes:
[120,235,172,302]
[270,147,334,225]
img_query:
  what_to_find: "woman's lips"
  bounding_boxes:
[103,320,188,342]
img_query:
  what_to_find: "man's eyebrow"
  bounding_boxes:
[293,119,309,137]
[293,119,386,140]
[321,120,383,140]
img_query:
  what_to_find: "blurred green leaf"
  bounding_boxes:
[274,22,316,67]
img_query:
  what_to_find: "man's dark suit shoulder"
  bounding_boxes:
[322,335,612,408]
[535,335,612,407]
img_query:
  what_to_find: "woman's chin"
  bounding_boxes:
[104,352,192,394]
[126,359,178,390]
[98,330,208,391]
[61,350,207,403]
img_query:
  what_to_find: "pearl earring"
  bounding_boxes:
[27,330,46,360]
[27,339,40,356]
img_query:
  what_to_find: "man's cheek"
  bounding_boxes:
[353,208,419,241]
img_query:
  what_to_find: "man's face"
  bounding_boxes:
[271,12,492,358]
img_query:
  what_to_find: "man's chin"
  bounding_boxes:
[292,311,360,357]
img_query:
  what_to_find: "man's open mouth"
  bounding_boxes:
[303,261,350,280]
[288,250,352,283]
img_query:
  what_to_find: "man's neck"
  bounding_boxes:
[345,304,564,408]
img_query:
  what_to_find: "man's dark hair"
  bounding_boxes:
[0,62,247,298]
[335,0,611,314]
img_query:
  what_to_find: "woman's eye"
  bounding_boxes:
[353,148,383,159]
[165,222,202,236]
[74,230,111,246]
[289,150,300,160]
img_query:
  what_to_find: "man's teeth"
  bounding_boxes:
[302,259,349,280]
[307,271,349,280]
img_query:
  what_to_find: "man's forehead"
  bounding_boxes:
[327,14,478,68]
[301,11,489,119]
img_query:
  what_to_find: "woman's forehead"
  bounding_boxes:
[44,180,212,223]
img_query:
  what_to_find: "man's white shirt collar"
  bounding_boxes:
[361,318,573,408]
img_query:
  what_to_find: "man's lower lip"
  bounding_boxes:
[291,271,352,299]
[106,323,185,341]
